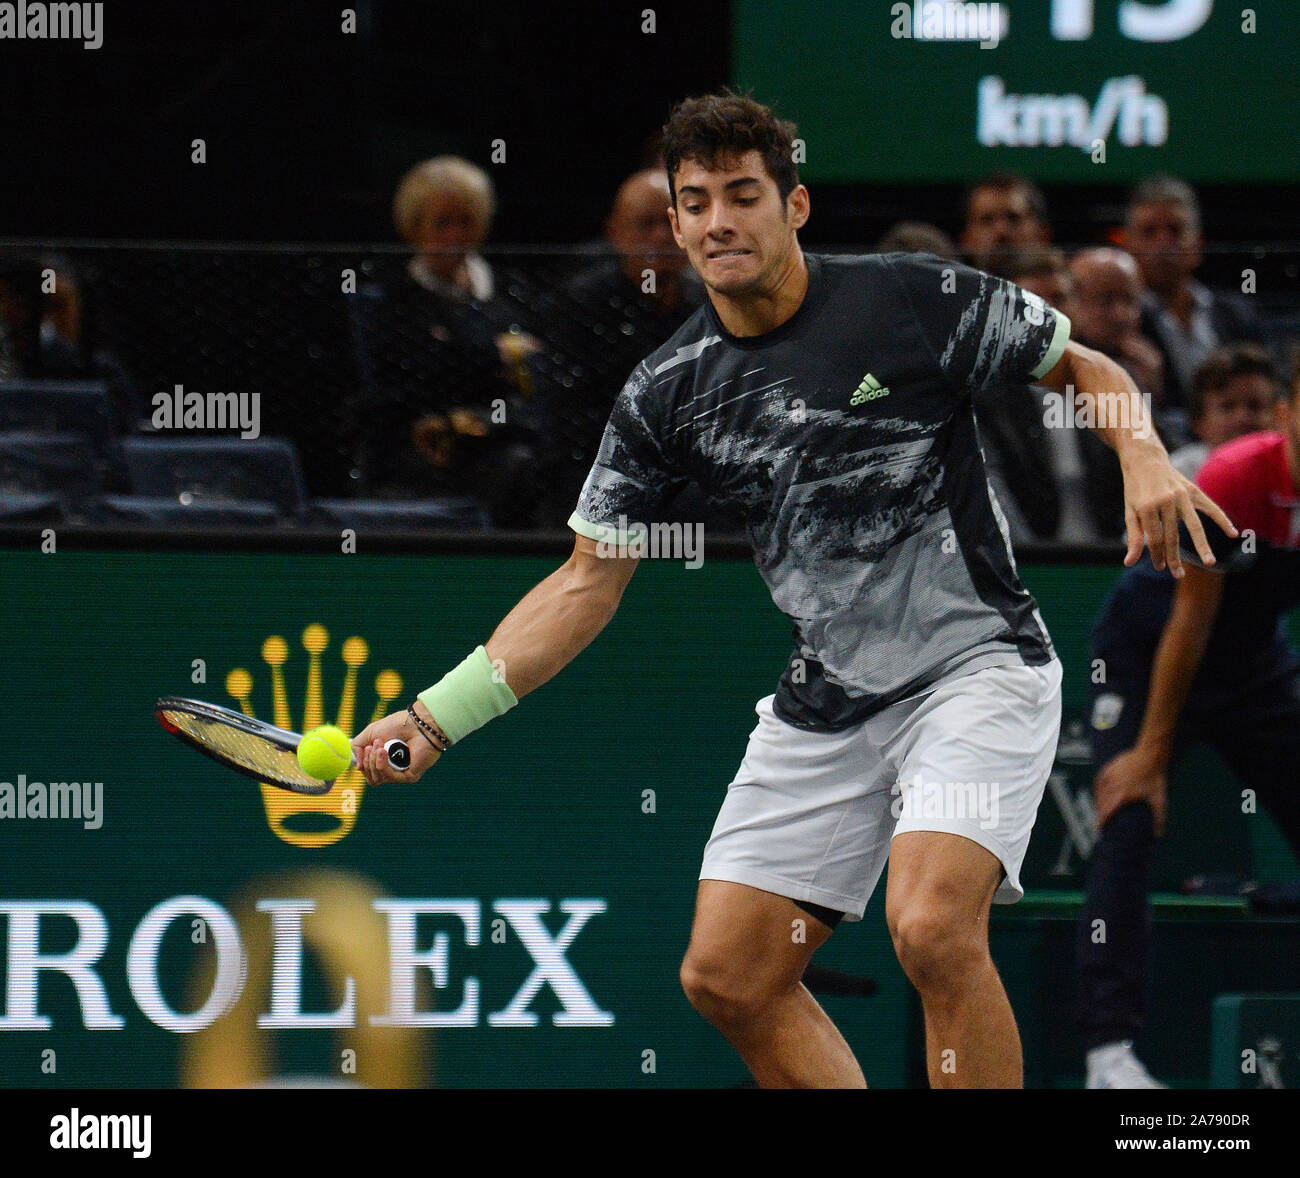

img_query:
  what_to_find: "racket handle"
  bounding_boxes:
[383,739,411,771]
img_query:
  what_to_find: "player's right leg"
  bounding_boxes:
[680,880,864,1088]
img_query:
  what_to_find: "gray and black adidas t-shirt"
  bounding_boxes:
[569,251,1071,732]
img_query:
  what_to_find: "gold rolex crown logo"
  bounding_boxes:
[225,624,403,849]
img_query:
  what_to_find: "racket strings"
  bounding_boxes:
[158,706,322,789]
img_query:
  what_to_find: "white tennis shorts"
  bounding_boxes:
[699,657,1063,920]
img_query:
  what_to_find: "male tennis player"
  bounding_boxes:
[354,92,1235,1088]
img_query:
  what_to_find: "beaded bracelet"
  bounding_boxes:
[407,704,450,754]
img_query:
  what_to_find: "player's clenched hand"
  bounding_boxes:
[1120,447,1237,578]
[1094,746,1168,836]
[352,709,441,784]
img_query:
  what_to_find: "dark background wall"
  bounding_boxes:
[0,0,728,243]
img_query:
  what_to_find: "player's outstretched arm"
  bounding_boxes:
[1038,340,1238,576]
[353,534,638,783]
[477,533,639,699]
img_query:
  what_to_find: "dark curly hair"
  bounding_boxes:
[660,90,800,209]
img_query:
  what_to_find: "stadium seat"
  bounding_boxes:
[0,492,65,523]
[0,379,121,450]
[0,431,103,503]
[120,436,309,520]
[83,494,283,529]
[308,496,492,531]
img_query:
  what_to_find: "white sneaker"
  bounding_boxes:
[1086,1040,1168,1089]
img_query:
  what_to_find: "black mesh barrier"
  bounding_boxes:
[0,242,1295,538]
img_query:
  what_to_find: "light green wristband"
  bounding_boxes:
[417,646,518,745]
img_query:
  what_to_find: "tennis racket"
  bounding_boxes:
[155,696,410,795]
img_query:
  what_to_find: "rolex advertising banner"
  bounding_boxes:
[732,0,1300,184]
[0,546,1292,1088]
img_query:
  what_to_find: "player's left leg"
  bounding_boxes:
[882,656,1064,1088]
[886,830,1019,1087]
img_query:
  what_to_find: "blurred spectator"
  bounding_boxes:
[38,255,143,427]
[532,169,704,521]
[1006,245,1073,315]
[1170,344,1281,479]
[1003,247,1101,543]
[875,221,958,260]
[960,172,1050,279]
[0,255,42,381]
[1067,247,1176,541]
[354,156,546,526]
[41,256,81,345]
[1124,175,1266,416]
[1068,248,1165,404]
[580,169,692,313]
[394,155,499,302]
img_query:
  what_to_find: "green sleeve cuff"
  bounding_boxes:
[417,645,518,745]
[1030,310,1071,380]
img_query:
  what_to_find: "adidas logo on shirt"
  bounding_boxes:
[850,372,890,406]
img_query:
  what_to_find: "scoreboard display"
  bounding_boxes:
[732,0,1300,183]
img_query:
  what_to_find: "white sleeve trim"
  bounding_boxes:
[1029,310,1071,380]
[568,511,649,547]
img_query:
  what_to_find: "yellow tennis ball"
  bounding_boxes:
[296,725,352,780]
